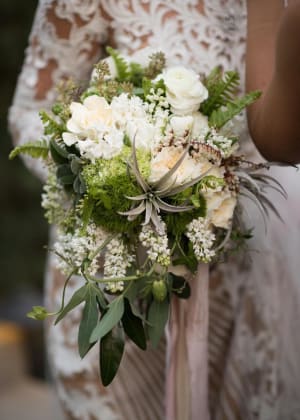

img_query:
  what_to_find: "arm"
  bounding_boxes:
[8,0,109,179]
[246,0,300,164]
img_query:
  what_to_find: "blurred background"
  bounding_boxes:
[0,1,63,418]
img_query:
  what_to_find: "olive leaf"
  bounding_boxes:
[122,298,146,350]
[78,285,99,358]
[90,297,124,343]
[100,324,125,386]
[147,298,169,348]
[55,285,87,324]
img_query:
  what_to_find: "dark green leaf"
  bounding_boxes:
[100,324,125,386]
[55,285,87,324]
[57,164,75,185]
[147,298,169,348]
[70,158,81,174]
[49,139,68,163]
[169,273,191,299]
[90,297,124,343]
[122,299,146,350]
[78,286,99,358]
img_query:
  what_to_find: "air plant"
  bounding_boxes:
[119,141,211,233]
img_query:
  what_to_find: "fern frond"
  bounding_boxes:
[201,68,240,115]
[9,139,49,160]
[106,46,130,81]
[39,110,65,137]
[209,90,261,129]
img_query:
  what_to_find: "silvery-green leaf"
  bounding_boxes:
[239,188,267,232]
[144,200,152,225]
[151,147,189,190]
[164,168,212,197]
[156,197,193,213]
[118,201,146,217]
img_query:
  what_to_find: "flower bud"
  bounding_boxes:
[152,279,168,302]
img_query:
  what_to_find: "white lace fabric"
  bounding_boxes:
[9,1,300,419]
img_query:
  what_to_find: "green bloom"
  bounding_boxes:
[82,146,151,233]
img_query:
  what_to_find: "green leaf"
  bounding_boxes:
[57,164,75,185]
[106,46,129,81]
[49,139,68,163]
[55,285,87,324]
[169,273,191,299]
[39,110,65,136]
[78,285,99,358]
[201,68,240,116]
[9,140,49,160]
[209,91,261,129]
[100,324,125,386]
[147,298,169,348]
[90,297,124,343]
[122,299,146,350]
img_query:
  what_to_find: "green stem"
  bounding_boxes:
[88,233,117,261]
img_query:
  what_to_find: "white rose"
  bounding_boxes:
[169,115,193,137]
[126,119,155,151]
[162,66,208,115]
[148,146,213,187]
[62,95,123,160]
[205,190,237,229]
[191,112,209,137]
[66,95,113,138]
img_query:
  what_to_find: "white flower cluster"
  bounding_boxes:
[54,224,107,275]
[206,128,237,158]
[186,217,216,263]
[41,168,69,224]
[104,235,135,293]
[139,223,171,267]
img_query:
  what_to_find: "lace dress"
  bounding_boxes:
[9,1,300,419]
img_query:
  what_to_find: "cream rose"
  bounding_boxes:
[62,95,123,160]
[162,66,208,115]
[148,146,213,187]
[205,190,237,229]
[64,95,113,142]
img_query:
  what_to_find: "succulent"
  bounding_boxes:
[119,141,211,233]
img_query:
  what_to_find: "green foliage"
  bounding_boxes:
[169,273,191,299]
[209,91,261,129]
[106,46,130,81]
[100,323,125,386]
[90,297,124,343]
[9,139,49,160]
[83,147,151,233]
[55,285,88,324]
[142,77,166,100]
[39,110,65,138]
[201,68,240,116]
[122,298,147,350]
[166,191,206,236]
[78,286,99,358]
[147,298,169,348]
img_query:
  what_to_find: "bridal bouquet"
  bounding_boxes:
[10,48,285,385]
